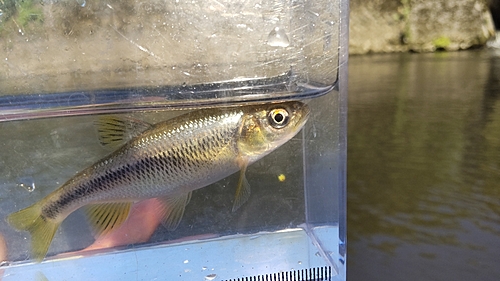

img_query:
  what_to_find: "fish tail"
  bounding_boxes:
[7,203,60,261]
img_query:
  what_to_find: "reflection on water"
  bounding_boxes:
[348,50,500,281]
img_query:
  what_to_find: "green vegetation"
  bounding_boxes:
[433,36,451,49]
[0,0,43,29]
[399,0,411,44]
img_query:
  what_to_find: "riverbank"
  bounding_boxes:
[350,0,496,54]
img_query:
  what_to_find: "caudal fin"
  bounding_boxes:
[7,204,60,262]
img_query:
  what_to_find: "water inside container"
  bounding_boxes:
[0,91,344,280]
[0,0,345,279]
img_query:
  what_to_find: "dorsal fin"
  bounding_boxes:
[84,202,132,237]
[94,116,152,148]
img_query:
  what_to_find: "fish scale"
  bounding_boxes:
[7,101,310,261]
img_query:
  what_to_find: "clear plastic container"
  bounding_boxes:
[0,0,347,280]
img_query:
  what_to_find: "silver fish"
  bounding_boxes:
[7,101,310,261]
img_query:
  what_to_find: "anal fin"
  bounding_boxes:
[85,202,132,237]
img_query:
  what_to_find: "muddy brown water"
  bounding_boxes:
[348,49,500,281]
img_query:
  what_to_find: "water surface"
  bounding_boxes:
[348,49,500,281]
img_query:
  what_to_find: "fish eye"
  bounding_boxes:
[268,108,290,129]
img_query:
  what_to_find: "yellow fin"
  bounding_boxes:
[232,161,251,212]
[94,116,152,148]
[7,203,60,262]
[158,192,192,231]
[84,202,132,237]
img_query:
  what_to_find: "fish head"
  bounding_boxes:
[238,101,310,162]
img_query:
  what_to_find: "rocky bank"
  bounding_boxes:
[350,0,496,54]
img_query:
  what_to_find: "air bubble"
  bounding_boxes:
[205,274,217,281]
[267,27,290,47]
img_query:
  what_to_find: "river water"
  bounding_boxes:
[348,49,500,280]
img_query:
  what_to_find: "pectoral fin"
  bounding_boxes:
[85,202,132,237]
[158,192,192,231]
[95,116,152,148]
[232,160,251,212]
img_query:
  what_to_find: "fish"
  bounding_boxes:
[7,101,310,261]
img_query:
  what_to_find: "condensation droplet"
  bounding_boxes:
[267,27,290,47]
[205,274,217,281]
[311,124,318,138]
[76,0,86,7]
[18,179,36,192]
[183,259,189,264]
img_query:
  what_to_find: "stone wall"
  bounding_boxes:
[350,0,496,54]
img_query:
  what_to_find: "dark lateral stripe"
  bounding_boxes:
[43,132,230,219]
